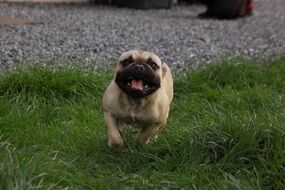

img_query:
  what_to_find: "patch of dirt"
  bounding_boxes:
[0,16,42,25]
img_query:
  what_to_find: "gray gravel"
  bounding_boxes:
[0,0,284,70]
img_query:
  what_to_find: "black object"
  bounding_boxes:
[93,0,112,5]
[199,0,253,19]
[114,0,172,9]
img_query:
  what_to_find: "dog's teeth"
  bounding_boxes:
[128,82,131,86]
[144,84,149,89]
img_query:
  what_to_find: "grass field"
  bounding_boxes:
[0,57,285,189]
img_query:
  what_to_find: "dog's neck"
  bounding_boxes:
[127,96,150,108]
[117,84,158,113]
[126,91,158,110]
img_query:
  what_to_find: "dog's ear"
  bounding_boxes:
[113,60,120,74]
[160,58,167,77]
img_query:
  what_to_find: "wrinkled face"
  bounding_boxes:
[115,50,165,99]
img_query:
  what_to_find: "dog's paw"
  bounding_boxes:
[108,138,123,152]
[134,134,150,145]
[146,134,158,144]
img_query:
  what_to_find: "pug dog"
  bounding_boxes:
[103,50,173,151]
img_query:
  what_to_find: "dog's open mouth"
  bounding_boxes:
[115,67,160,98]
[128,78,151,90]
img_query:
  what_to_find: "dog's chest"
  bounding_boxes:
[118,103,157,125]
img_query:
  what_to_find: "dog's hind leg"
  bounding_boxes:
[135,123,161,144]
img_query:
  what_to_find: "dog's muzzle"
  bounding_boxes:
[115,64,161,98]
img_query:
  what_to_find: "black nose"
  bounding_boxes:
[136,65,145,71]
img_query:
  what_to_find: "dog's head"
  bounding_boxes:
[114,50,167,99]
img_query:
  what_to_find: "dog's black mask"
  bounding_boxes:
[115,64,161,99]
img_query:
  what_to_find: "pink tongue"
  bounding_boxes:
[131,79,144,90]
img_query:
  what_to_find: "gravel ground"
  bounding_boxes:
[0,0,284,70]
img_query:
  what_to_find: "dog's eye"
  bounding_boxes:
[121,56,134,67]
[147,59,159,70]
[151,63,158,69]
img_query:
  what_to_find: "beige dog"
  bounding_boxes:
[103,50,173,151]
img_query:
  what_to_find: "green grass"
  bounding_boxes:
[0,57,285,189]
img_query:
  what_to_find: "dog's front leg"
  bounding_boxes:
[104,112,123,151]
[135,123,161,144]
